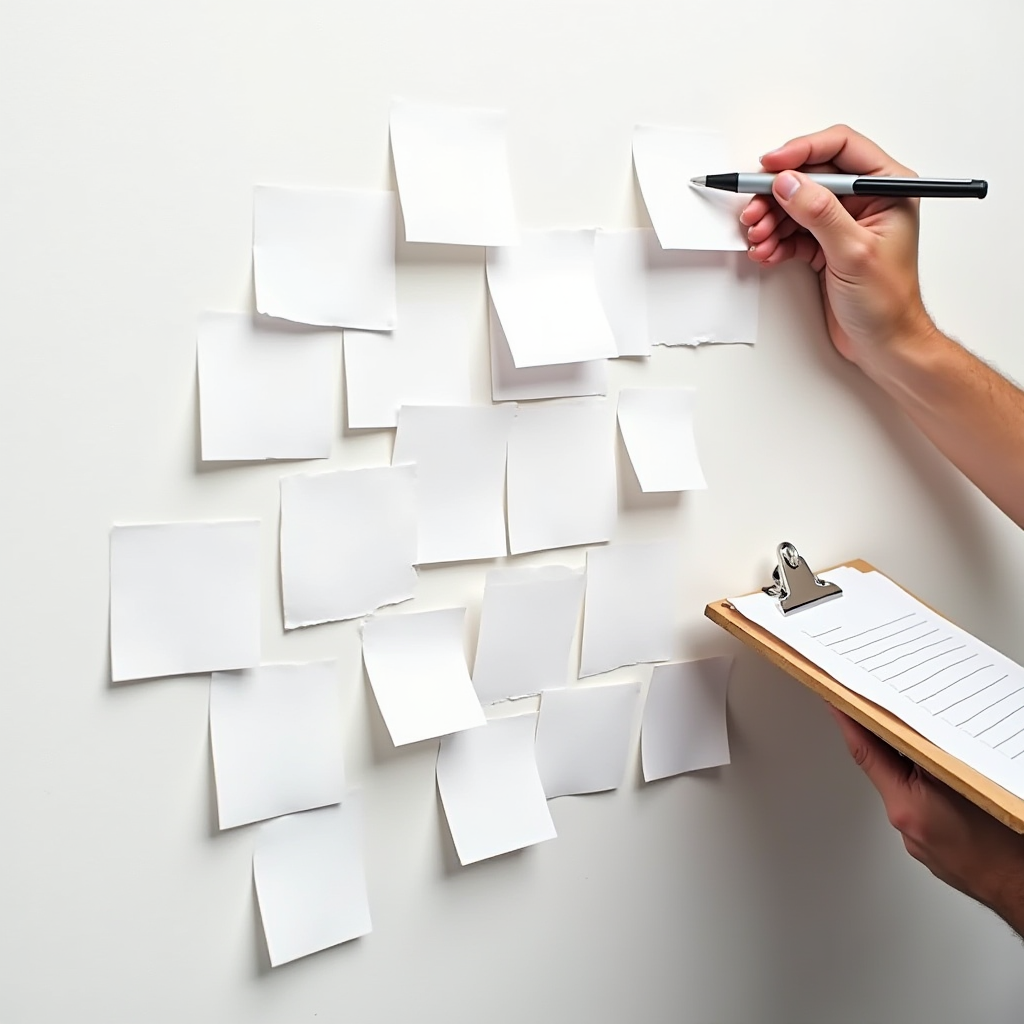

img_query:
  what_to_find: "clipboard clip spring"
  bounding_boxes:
[763,542,843,615]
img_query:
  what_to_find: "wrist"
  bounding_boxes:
[855,310,950,409]
[977,856,1024,935]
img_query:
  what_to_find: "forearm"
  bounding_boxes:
[863,323,1024,531]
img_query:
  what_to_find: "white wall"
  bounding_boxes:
[2,1,1023,1021]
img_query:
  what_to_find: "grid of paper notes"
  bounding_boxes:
[109,101,750,966]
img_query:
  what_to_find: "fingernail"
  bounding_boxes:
[760,147,783,161]
[775,171,800,201]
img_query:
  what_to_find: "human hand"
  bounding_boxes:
[830,707,1024,933]
[741,125,936,372]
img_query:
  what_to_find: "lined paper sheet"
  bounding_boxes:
[732,567,1024,800]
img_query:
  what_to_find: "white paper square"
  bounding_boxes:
[210,662,346,830]
[535,683,642,797]
[647,246,759,346]
[362,608,485,747]
[489,299,608,402]
[390,99,518,246]
[279,465,417,629]
[617,388,707,492]
[633,126,746,251]
[487,231,617,368]
[579,542,677,678]
[506,399,617,555]
[253,800,372,967]
[595,229,652,357]
[253,185,396,329]
[436,713,556,865]
[344,292,473,429]
[392,405,515,565]
[642,657,733,781]
[197,312,337,461]
[472,566,586,703]
[109,522,260,683]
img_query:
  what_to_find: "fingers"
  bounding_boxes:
[760,124,910,177]
[829,708,915,809]
[739,196,771,226]
[771,171,872,271]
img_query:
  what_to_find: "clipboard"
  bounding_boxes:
[705,545,1024,834]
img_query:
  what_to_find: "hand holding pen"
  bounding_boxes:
[731,125,939,377]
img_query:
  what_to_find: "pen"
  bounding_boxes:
[690,173,988,199]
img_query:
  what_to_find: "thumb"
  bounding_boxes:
[829,706,914,805]
[773,170,868,269]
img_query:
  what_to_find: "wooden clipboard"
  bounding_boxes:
[705,558,1024,834]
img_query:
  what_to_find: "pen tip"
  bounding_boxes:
[690,176,706,187]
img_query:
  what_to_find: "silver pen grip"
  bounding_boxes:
[736,173,858,196]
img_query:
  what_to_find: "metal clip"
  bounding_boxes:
[763,542,843,615]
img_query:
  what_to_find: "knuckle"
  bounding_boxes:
[902,836,925,863]
[887,804,914,835]
[805,189,834,222]
[844,237,875,272]
[850,742,872,770]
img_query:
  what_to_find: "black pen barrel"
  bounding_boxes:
[852,177,988,199]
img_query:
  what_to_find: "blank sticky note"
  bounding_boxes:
[344,292,473,429]
[197,312,336,462]
[110,522,260,683]
[362,608,485,747]
[392,405,515,565]
[641,657,733,782]
[506,399,617,555]
[390,100,518,246]
[595,229,653,357]
[579,542,677,678]
[472,566,586,703]
[617,388,707,492]
[633,126,746,251]
[489,299,608,402]
[210,662,346,830]
[436,713,556,865]
[647,246,759,346]
[487,231,617,368]
[253,185,396,329]
[535,683,642,798]
[253,800,372,967]
[280,465,417,629]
